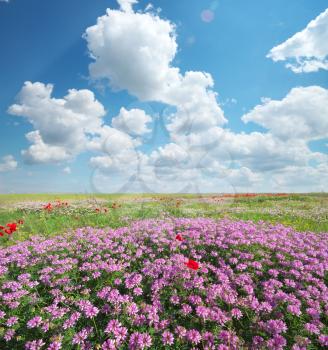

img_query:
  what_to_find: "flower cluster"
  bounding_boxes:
[0,220,23,237]
[44,200,68,212]
[0,218,327,349]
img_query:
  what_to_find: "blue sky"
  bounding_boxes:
[0,0,327,193]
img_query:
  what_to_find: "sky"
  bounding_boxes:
[0,0,327,194]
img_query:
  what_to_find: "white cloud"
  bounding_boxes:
[117,0,137,12]
[267,8,328,73]
[219,131,313,171]
[271,163,328,192]
[242,86,328,141]
[225,167,262,188]
[7,1,328,194]
[112,107,151,136]
[83,1,227,133]
[82,1,328,193]
[22,131,72,164]
[0,155,17,172]
[84,6,178,101]
[8,81,106,163]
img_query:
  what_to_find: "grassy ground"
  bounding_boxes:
[0,193,327,247]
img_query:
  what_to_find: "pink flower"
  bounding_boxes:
[162,331,174,345]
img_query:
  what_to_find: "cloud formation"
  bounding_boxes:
[242,86,328,141]
[267,8,328,73]
[8,81,106,163]
[83,1,328,192]
[112,107,152,136]
[7,0,328,193]
[0,155,17,172]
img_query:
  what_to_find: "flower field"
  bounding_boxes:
[0,214,328,349]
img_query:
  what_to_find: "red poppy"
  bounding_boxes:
[176,234,183,241]
[6,223,17,233]
[95,208,100,212]
[185,259,199,270]
[44,203,52,211]
[18,220,24,225]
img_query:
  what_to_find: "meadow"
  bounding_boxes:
[0,193,327,246]
[0,193,327,349]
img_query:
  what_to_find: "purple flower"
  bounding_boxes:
[101,339,116,350]
[186,329,202,345]
[4,329,15,342]
[72,328,91,345]
[266,335,287,350]
[27,316,43,329]
[231,308,243,319]
[63,312,81,329]
[319,335,328,346]
[6,316,19,326]
[181,304,192,315]
[287,304,301,316]
[304,322,320,334]
[263,319,287,335]
[25,339,45,350]
[129,332,152,349]
[47,341,62,350]
[162,331,174,345]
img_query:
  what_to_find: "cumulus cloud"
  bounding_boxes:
[112,107,152,136]
[8,81,106,163]
[7,81,147,174]
[117,0,138,12]
[82,0,328,193]
[242,86,328,141]
[8,0,328,193]
[84,7,178,101]
[21,130,72,164]
[83,1,227,135]
[0,155,17,172]
[267,8,328,73]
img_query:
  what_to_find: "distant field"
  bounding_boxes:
[0,193,327,246]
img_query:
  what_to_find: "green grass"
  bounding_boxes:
[228,212,328,233]
[0,193,327,247]
[0,192,200,205]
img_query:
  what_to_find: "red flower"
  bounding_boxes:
[185,259,199,270]
[18,220,24,225]
[44,203,52,211]
[95,208,100,212]
[176,234,183,241]
[6,223,17,233]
